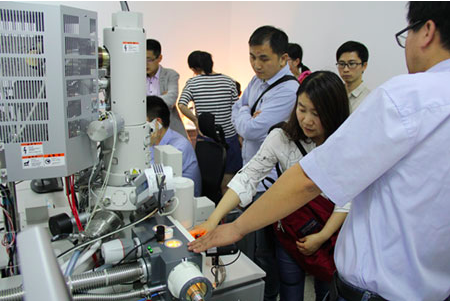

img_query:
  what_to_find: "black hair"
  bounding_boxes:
[283,71,350,142]
[235,81,242,97]
[407,1,449,50]
[146,96,170,128]
[336,41,369,63]
[188,50,213,75]
[288,43,310,73]
[248,25,288,56]
[146,39,161,57]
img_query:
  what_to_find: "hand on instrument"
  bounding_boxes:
[188,222,243,253]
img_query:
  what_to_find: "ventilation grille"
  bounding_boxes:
[68,119,81,138]
[66,79,95,97]
[0,9,44,32]
[0,34,44,55]
[0,102,49,122]
[65,58,96,77]
[63,14,79,34]
[0,8,48,145]
[65,37,96,55]
[0,80,46,100]
[0,58,46,77]
[0,123,49,143]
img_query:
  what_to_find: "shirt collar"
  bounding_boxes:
[427,59,450,73]
[159,127,172,145]
[350,82,366,98]
[258,64,291,86]
[155,65,161,79]
[149,65,161,80]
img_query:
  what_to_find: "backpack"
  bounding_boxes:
[273,195,338,282]
[266,124,338,282]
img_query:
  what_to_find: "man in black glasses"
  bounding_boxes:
[189,2,449,300]
[335,41,370,112]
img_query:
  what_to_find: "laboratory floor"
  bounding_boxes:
[304,275,316,300]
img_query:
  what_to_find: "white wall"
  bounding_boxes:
[228,1,409,90]
[39,1,409,92]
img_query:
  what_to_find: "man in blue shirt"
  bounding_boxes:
[232,25,299,169]
[231,25,299,301]
[147,96,201,197]
[190,2,450,300]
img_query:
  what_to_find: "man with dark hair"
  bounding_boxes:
[190,2,450,300]
[147,96,201,197]
[233,25,299,165]
[231,25,299,301]
[146,39,187,138]
[336,41,370,112]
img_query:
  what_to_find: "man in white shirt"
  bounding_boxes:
[189,2,450,300]
[335,41,371,112]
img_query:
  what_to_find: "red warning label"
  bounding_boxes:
[122,41,140,53]
[22,153,66,169]
[21,143,43,156]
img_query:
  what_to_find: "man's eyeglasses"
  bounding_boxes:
[146,57,159,63]
[395,20,425,48]
[336,62,363,69]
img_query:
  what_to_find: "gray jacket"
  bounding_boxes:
[152,66,188,138]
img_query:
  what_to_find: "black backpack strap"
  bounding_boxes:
[262,140,307,190]
[294,140,307,156]
[262,121,287,184]
[250,75,298,116]
[261,176,275,190]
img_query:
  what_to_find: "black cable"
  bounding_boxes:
[210,251,242,284]
[215,250,241,267]
[156,174,166,212]
[113,235,156,267]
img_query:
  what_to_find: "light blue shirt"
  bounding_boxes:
[150,128,202,197]
[232,64,299,164]
[232,65,298,192]
[300,60,450,300]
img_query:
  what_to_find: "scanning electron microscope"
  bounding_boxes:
[0,2,265,300]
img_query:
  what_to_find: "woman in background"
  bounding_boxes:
[288,43,312,84]
[178,50,242,193]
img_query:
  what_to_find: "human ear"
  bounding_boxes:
[362,62,368,73]
[295,58,301,68]
[280,53,289,66]
[420,20,437,48]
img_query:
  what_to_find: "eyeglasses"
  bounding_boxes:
[146,57,159,63]
[395,20,425,48]
[336,62,363,69]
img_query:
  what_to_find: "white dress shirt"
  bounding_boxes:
[300,60,450,300]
